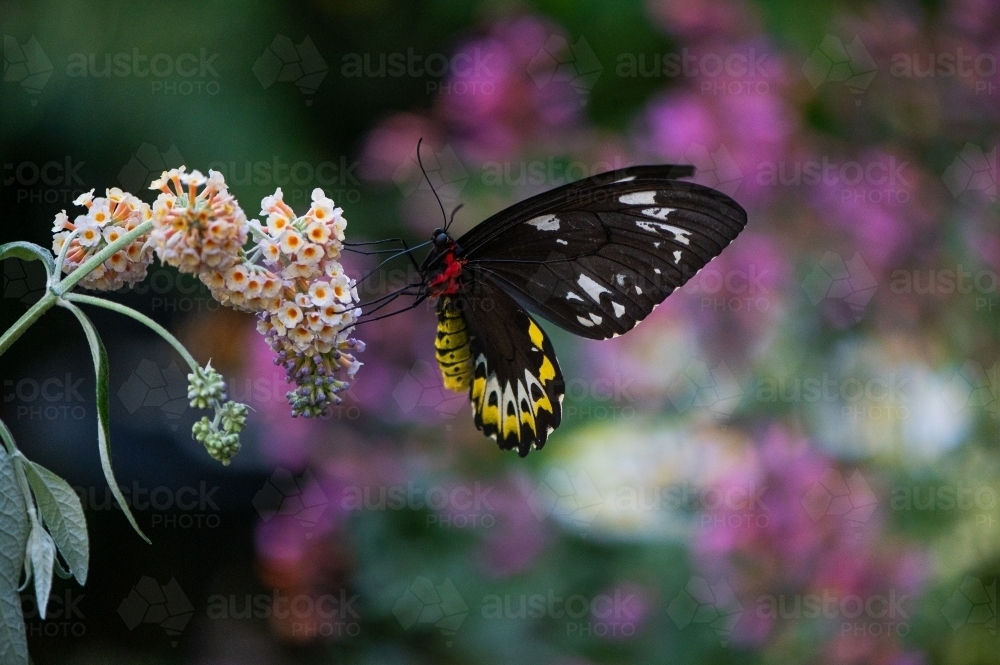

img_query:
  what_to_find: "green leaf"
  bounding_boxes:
[62,302,150,544]
[25,524,55,620]
[0,241,54,278]
[22,461,89,585]
[0,447,30,665]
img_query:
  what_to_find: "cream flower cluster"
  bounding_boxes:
[149,167,248,274]
[249,188,363,417]
[51,188,154,291]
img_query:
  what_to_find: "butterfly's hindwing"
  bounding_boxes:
[458,171,747,340]
[450,280,564,456]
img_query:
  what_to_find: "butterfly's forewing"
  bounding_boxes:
[448,278,564,457]
[457,169,746,339]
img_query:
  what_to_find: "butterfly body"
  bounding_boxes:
[412,165,747,456]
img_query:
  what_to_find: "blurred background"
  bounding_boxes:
[2,0,999,663]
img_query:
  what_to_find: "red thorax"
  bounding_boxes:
[427,251,466,297]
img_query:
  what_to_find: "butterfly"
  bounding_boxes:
[354,163,747,456]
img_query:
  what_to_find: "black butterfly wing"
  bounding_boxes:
[456,167,746,340]
[453,277,564,457]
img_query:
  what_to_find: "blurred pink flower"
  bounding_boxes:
[808,148,933,274]
[647,0,761,41]
[477,476,550,577]
[638,82,797,207]
[440,16,585,162]
[693,425,928,662]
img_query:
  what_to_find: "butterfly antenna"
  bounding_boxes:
[416,138,449,230]
[445,203,464,234]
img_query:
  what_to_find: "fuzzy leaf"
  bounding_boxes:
[22,461,89,585]
[0,241,54,277]
[0,447,30,665]
[63,302,150,544]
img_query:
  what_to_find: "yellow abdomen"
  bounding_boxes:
[435,299,474,392]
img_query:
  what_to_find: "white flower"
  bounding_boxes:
[89,201,112,227]
[296,242,324,266]
[308,281,336,306]
[331,274,354,304]
[77,222,102,247]
[277,303,303,328]
[260,187,286,215]
[51,211,70,232]
[103,226,124,244]
[73,189,95,207]
[279,230,304,255]
[224,264,251,292]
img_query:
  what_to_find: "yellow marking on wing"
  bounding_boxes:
[471,376,486,404]
[528,320,545,348]
[503,413,520,438]
[480,401,500,426]
[520,406,537,434]
[538,356,556,384]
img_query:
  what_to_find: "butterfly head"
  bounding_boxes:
[432,227,451,248]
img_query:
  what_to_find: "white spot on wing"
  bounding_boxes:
[566,291,584,302]
[619,191,658,205]
[635,286,642,295]
[612,302,625,318]
[527,214,560,231]
[556,239,568,245]
[654,268,661,274]
[636,220,692,245]
[673,250,683,263]
[615,273,626,286]
[614,175,636,183]
[576,315,595,327]
[589,312,603,324]
[640,207,675,220]
[577,274,610,303]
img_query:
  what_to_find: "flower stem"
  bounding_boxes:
[0,291,57,358]
[0,220,155,358]
[62,292,200,373]
[51,220,153,296]
[0,417,19,455]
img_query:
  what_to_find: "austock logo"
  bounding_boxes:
[253,467,329,535]
[206,588,361,639]
[4,156,88,205]
[802,35,877,105]
[117,359,189,426]
[667,359,744,418]
[684,143,743,196]
[801,468,878,528]
[944,360,1000,418]
[942,577,996,634]
[756,588,914,636]
[526,33,602,106]
[942,143,997,202]
[392,359,468,420]
[667,576,743,645]
[118,576,194,647]
[3,258,47,305]
[523,467,603,527]
[801,251,877,323]
[393,577,469,646]
[392,142,468,207]
[118,142,185,193]
[4,373,87,421]
[253,35,328,105]
[3,35,53,104]
[22,589,86,638]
